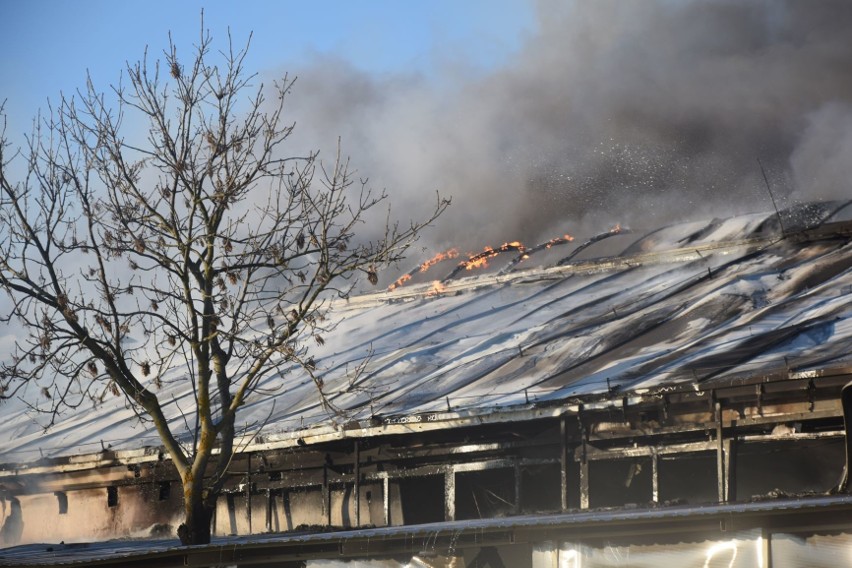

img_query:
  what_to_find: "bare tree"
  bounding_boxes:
[0,28,447,545]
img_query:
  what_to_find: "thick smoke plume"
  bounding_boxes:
[277,0,852,255]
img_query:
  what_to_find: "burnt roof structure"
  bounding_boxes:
[4,202,852,460]
[2,201,852,566]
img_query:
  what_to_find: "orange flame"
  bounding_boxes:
[460,241,525,271]
[427,280,447,296]
[387,273,412,291]
[545,234,574,249]
[465,257,491,270]
[388,248,461,291]
[420,248,459,273]
[610,224,622,233]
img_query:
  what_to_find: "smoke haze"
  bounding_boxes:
[276,0,852,256]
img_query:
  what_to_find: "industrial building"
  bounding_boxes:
[2,202,852,567]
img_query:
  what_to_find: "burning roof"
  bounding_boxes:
[1,202,852,465]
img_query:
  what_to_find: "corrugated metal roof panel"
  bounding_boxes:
[2,208,852,467]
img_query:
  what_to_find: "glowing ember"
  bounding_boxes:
[388,248,461,291]
[420,249,459,272]
[439,241,526,281]
[461,242,525,271]
[464,247,494,271]
[387,273,412,291]
[428,280,447,296]
[498,233,575,274]
[545,234,575,249]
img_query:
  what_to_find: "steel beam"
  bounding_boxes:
[445,470,456,522]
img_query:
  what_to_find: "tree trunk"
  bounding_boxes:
[178,481,215,545]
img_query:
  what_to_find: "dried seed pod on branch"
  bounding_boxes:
[0,26,447,545]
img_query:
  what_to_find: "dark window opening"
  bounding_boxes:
[107,486,119,508]
[55,491,68,515]
[735,438,844,499]
[398,476,444,524]
[520,464,565,513]
[456,468,515,520]
[158,482,171,501]
[588,458,652,508]
[658,452,717,505]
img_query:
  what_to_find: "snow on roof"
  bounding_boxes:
[2,202,852,466]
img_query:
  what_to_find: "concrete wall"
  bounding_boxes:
[1,483,183,547]
[213,482,392,536]
[1,476,403,546]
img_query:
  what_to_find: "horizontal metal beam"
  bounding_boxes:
[10,495,852,568]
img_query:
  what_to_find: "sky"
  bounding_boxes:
[2,0,852,256]
[0,0,538,365]
[0,0,534,135]
[2,0,852,452]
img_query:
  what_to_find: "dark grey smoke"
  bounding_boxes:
[275,0,852,254]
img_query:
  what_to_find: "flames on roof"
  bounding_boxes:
[1,201,852,464]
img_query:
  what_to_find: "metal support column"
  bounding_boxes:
[724,438,737,502]
[837,381,852,491]
[514,458,522,515]
[651,450,659,504]
[265,489,272,533]
[560,415,569,512]
[354,440,361,528]
[444,469,456,522]
[579,437,590,510]
[760,529,772,568]
[322,464,331,526]
[383,475,390,526]
[246,453,253,534]
[715,400,726,503]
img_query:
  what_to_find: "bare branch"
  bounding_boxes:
[0,26,446,545]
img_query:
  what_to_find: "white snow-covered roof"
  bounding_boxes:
[2,202,852,466]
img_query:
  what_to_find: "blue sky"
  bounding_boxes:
[0,0,535,134]
[3,1,848,250]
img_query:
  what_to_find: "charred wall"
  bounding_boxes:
[0,483,183,546]
[1,373,849,547]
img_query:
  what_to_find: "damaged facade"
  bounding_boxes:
[3,202,852,566]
